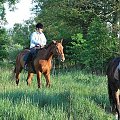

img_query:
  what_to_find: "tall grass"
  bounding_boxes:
[0,67,114,120]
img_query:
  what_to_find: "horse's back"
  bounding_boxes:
[16,49,30,68]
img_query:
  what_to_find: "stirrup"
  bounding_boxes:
[24,64,28,70]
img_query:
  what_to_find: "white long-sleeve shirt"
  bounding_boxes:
[30,31,47,48]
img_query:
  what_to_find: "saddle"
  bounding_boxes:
[23,48,40,73]
[23,45,44,73]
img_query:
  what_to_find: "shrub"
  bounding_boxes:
[5,43,23,64]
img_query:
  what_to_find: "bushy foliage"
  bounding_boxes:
[66,33,86,65]
[11,23,30,48]
[1,0,119,73]
[0,28,10,60]
[82,17,119,72]
[5,43,23,64]
[0,0,20,21]
[67,17,119,72]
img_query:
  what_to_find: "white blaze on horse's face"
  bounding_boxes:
[55,42,65,62]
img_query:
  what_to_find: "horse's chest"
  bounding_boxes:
[39,62,51,72]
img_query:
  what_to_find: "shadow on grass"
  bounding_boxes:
[0,90,72,119]
[90,93,111,114]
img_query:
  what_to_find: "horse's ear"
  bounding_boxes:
[60,39,63,43]
[57,39,63,43]
[52,40,56,44]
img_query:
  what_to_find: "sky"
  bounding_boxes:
[4,0,35,28]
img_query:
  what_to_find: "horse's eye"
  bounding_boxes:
[56,48,59,52]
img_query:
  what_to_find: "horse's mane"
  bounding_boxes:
[36,41,55,55]
[39,40,61,52]
[44,41,55,49]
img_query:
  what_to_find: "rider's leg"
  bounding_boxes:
[24,52,32,69]
[24,48,36,69]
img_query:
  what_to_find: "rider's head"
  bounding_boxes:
[36,23,44,33]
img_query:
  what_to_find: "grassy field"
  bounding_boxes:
[0,67,115,120]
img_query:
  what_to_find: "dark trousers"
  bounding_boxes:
[25,47,40,65]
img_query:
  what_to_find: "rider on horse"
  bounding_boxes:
[24,23,47,69]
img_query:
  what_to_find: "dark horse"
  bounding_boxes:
[14,40,65,88]
[106,57,120,120]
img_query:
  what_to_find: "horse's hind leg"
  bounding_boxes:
[15,67,22,86]
[26,72,34,86]
[108,82,116,112]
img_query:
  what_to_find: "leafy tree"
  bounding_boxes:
[5,22,33,63]
[0,28,10,59]
[0,0,20,60]
[33,0,119,38]
[5,43,23,63]
[82,17,119,72]
[31,0,119,72]
[0,0,20,20]
[33,0,82,40]
[67,33,86,65]
[11,23,30,48]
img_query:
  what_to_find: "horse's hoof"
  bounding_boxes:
[27,82,30,86]
[115,113,118,120]
[38,86,41,88]
[46,84,50,88]
[16,83,19,86]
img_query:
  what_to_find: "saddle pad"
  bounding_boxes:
[23,52,30,61]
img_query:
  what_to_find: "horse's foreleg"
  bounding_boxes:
[37,71,42,88]
[44,73,50,87]
[108,82,113,111]
[115,89,120,120]
[26,72,34,86]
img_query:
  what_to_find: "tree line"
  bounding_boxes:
[0,0,120,73]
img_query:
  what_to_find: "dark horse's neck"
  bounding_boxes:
[37,43,54,61]
[45,44,54,61]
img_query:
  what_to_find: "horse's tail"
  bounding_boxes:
[106,60,112,76]
[14,66,16,73]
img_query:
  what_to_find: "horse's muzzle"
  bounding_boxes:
[60,54,65,62]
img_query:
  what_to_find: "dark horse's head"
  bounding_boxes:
[51,40,65,62]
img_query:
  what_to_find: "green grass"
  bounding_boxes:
[0,67,114,120]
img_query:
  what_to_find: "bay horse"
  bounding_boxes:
[14,40,65,88]
[106,57,120,120]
